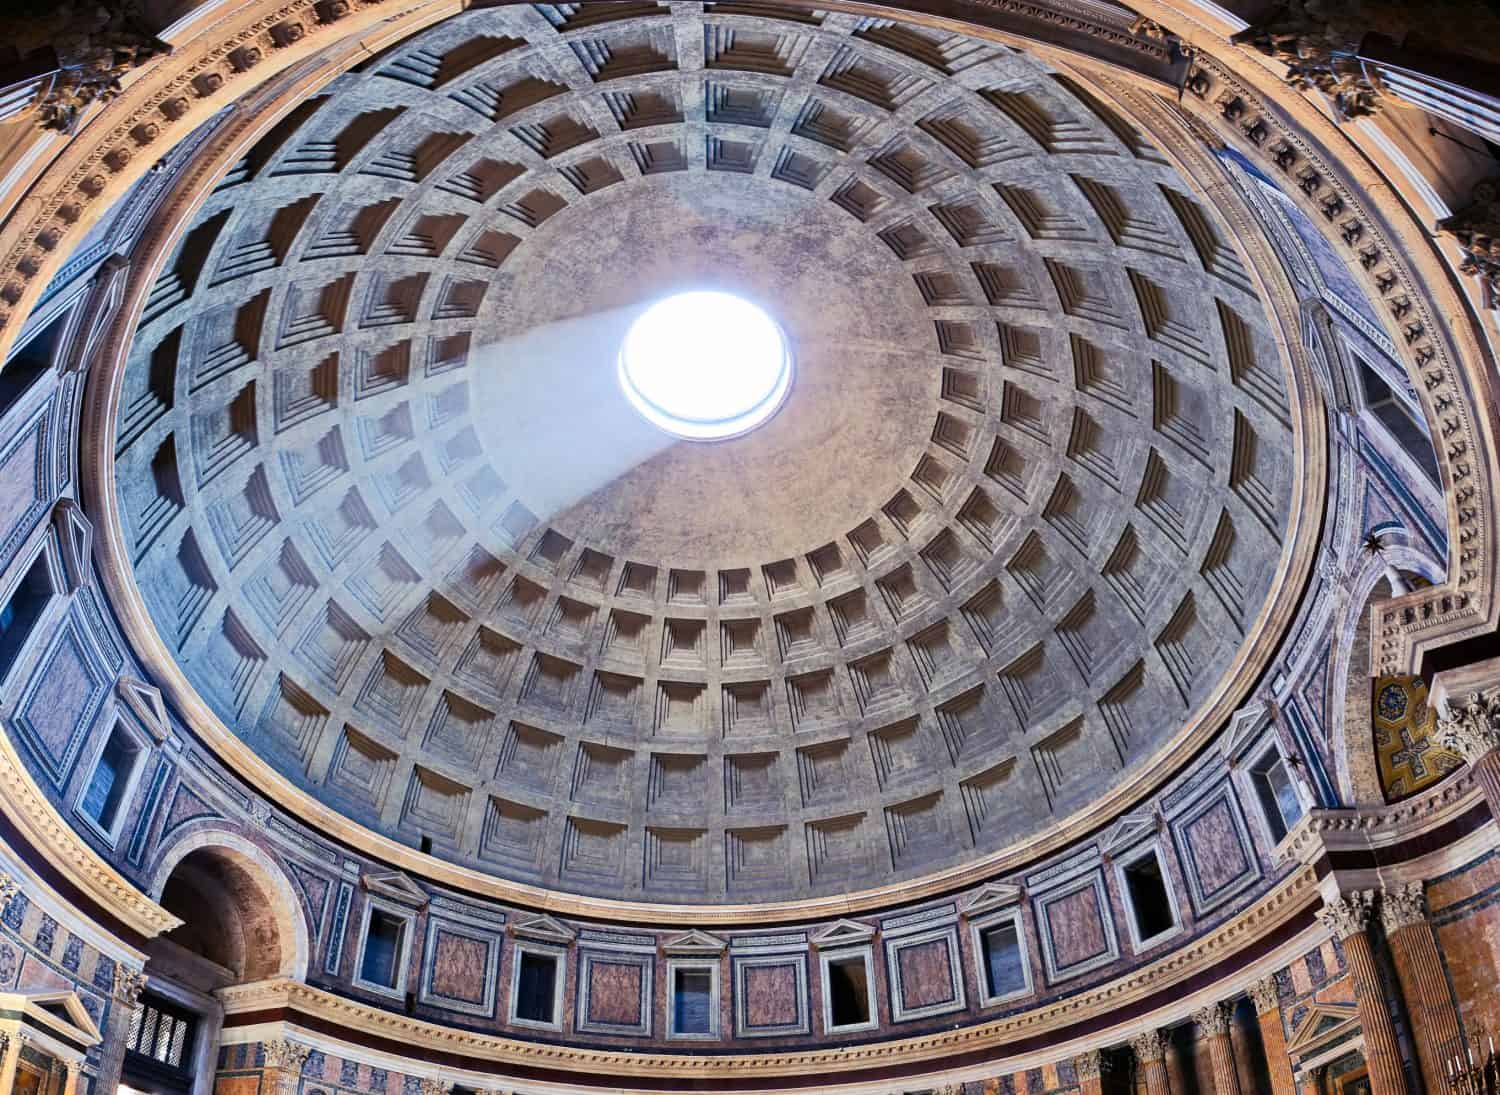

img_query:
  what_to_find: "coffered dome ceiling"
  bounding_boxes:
[112,2,1303,903]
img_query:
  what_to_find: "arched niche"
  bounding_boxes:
[147,830,309,987]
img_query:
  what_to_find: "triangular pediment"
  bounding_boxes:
[117,675,170,742]
[16,990,102,1046]
[1102,811,1157,854]
[812,918,875,946]
[510,912,575,943]
[664,929,727,955]
[361,870,428,909]
[961,882,1023,916]
[1222,702,1273,763]
[52,499,93,593]
[1286,1003,1359,1055]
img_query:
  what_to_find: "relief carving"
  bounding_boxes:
[0,1,171,134]
[1316,889,1374,940]
[1436,689,1500,762]
[1231,1,1382,120]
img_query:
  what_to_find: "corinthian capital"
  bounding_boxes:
[1247,975,1281,1015]
[1436,690,1500,762]
[1193,1002,1232,1037]
[261,1039,312,1073]
[1075,1049,1106,1079]
[1130,1029,1168,1063]
[115,967,147,1006]
[1317,890,1374,940]
[417,1080,453,1095]
[1380,881,1427,934]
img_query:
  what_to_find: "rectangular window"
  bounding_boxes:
[980,921,1027,999]
[672,967,713,1036]
[359,909,407,989]
[122,990,198,1093]
[1251,749,1304,843]
[1122,850,1177,944]
[825,954,871,1029]
[515,950,558,1024]
[0,552,54,681]
[0,310,64,420]
[81,724,142,833]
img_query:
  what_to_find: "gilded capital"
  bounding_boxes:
[1316,890,1374,941]
[1436,690,1500,762]
[1193,1002,1232,1037]
[1130,1029,1168,1063]
[1075,1049,1106,1079]
[1247,975,1281,1015]
[1379,881,1427,934]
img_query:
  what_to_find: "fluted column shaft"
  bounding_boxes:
[1320,893,1408,1095]
[1249,976,1299,1095]
[1132,1031,1172,1095]
[1382,882,1465,1093]
[1195,1003,1244,1095]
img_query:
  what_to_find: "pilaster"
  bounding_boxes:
[1249,975,1298,1095]
[1317,891,1409,1095]
[1381,881,1465,1093]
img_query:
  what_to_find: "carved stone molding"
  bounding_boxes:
[1317,890,1375,941]
[1247,975,1281,1015]
[1437,690,1500,762]
[1169,46,1495,679]
[1193,1001,1232,1037]
[1380,881,1428,934]
[1130,1030,1168,1063]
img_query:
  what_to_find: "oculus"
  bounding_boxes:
[617,291,792,441]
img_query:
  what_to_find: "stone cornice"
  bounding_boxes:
[215,860,1321,1081]
[1280,772,1482,862]
[0,719,180,939]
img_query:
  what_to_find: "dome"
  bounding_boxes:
[110,5,1306,904]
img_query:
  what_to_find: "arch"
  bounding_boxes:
[147,828,309,983]
[1327,541,1448,806]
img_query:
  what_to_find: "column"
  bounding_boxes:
[1248,975,1298,1095]
[1316,891,1408,1095]
[417,1080,453,1095]
[92,965,144,1095]
[1381,881,1465,1092]
[1436,690,1500,817]
[1074,1048,1105,1095]
[260,1039,312,1095]
[1131,1030,1172,1095]
[1193,1002,1244,1095]
[61,1061,81,1095]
